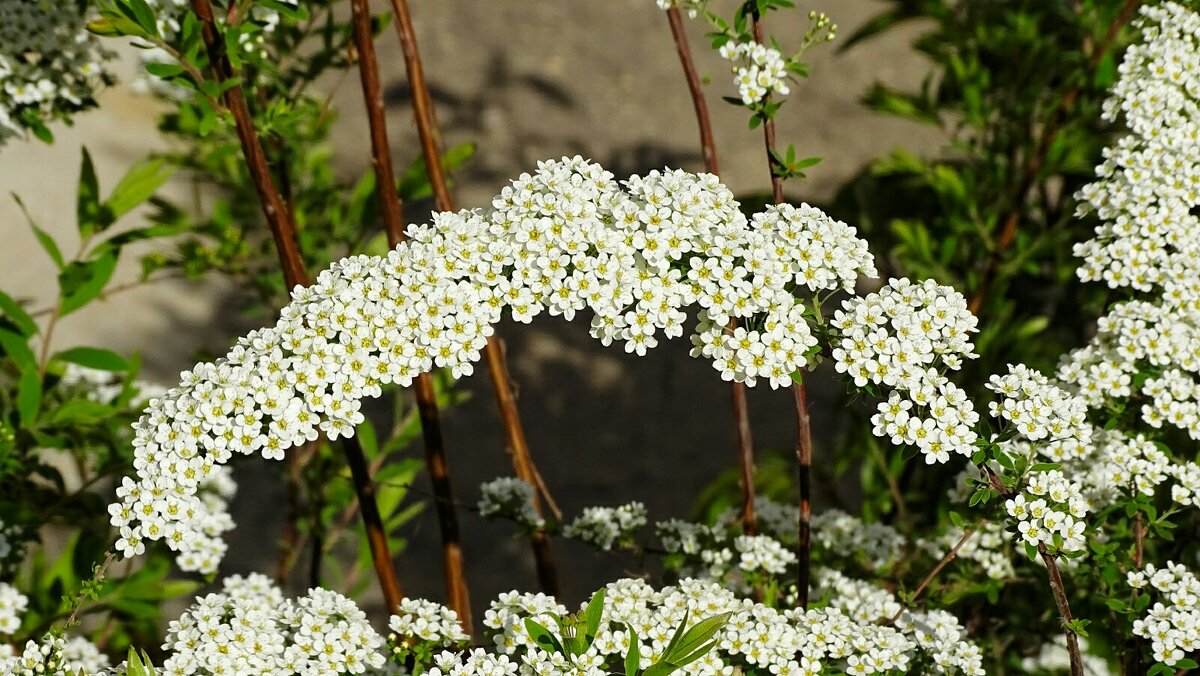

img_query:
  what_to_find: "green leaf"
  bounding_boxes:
[116,0,160,38]
[77,148,104,237]
[17,369,42,428]
[12,194,65,269]
[58,252,118,316]
[0,290,38,337]
[143,61,187,80]
[523,618,564,656]
[106,157,175,220]
[0,328,37,373]
[49,399,115,425]
[624,628,641,676]
[87,15,148,38]
[582,588,605,648]
[53,346,129,371]
[663,612,730,663]
[125,647,157,676]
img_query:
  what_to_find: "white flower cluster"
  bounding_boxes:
[718,40,790,105]
[0,0,114,145]
[429,648,520,676]
[477,477,543,530]
[654,0,705,19]
[1074,430,1170,506]
[472,575,983,675]
[810,509,906,570]
[0,634,72,676]
[60,364,169,406]
[0,582,26,635]
[1169,460,1200,507]
[733,534,796,575]
[814,570,983,674]
[919,522,1014,581]
[110,157,876,566]
[986,364,1091,444]
[1004,470,1089,554]
[160,573,386,675]
[562,501,647,551]
[1062,1,1200,441]
[1129,561,1200,666]
[389,598,470,649]
[656,518,722,556]
[832,278,981,464]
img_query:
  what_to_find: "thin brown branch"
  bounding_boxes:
[349,0,472,630]
[387,0,561,597]
[1040,546,1085,676]
[1124,511,1146,674]
[750,7,813,606]
[968,0,1142,315]
[890,526,979,623]
[665,7,719,173]
[792,382,812,607]
[664,6,758,540]
[190,0,404,612]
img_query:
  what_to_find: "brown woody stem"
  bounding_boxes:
[190,0,405,612]
[386,0,561,597]
[1041,547,1085,676]
[664,6,759,539]
[349,0,472,630]
[890,526,979,623]
[749,7,814,607]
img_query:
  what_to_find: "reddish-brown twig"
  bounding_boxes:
[983,467,1083,674]
[348,0,472,630]
[890,525,979,623]
[190,0,404,612]
[663,6,759,539]
[749,7,815,607]
[386,0,561,597]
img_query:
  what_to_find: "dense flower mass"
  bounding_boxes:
[986,364,1091,444]
[467,576,983,675]
[0,0,114,145]
[389,598,470,649]
[832,278,981,464]
[1004,470,1090,554]
[0,582,25,635]
[108,157,878,567]
[1062,1,1200,442]
[159,573,386,675]
[1129,561,1200,666]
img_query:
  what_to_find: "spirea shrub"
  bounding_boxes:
[6,0,1200,674]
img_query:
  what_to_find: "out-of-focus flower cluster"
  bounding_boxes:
[654,0,705,19]
[1129,561,1200,666]
[477,477,543,530]
[159,573,386,674]
[0,0,114,145]
[562,501,647,551]
[108,157,877,569]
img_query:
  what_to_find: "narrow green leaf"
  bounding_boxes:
[582,588,605,647]
[107,157,175,219]
[624,628,641,676]
[523,618,564,655]
[53,346,129,372]
[58,252,118,316]
[78,148,104,236]
[12,194,64,269]
[0,290,37,337]
[0,329,37,373]
[17,369,42,428]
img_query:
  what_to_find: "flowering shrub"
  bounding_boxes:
[3,0,1200,674]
